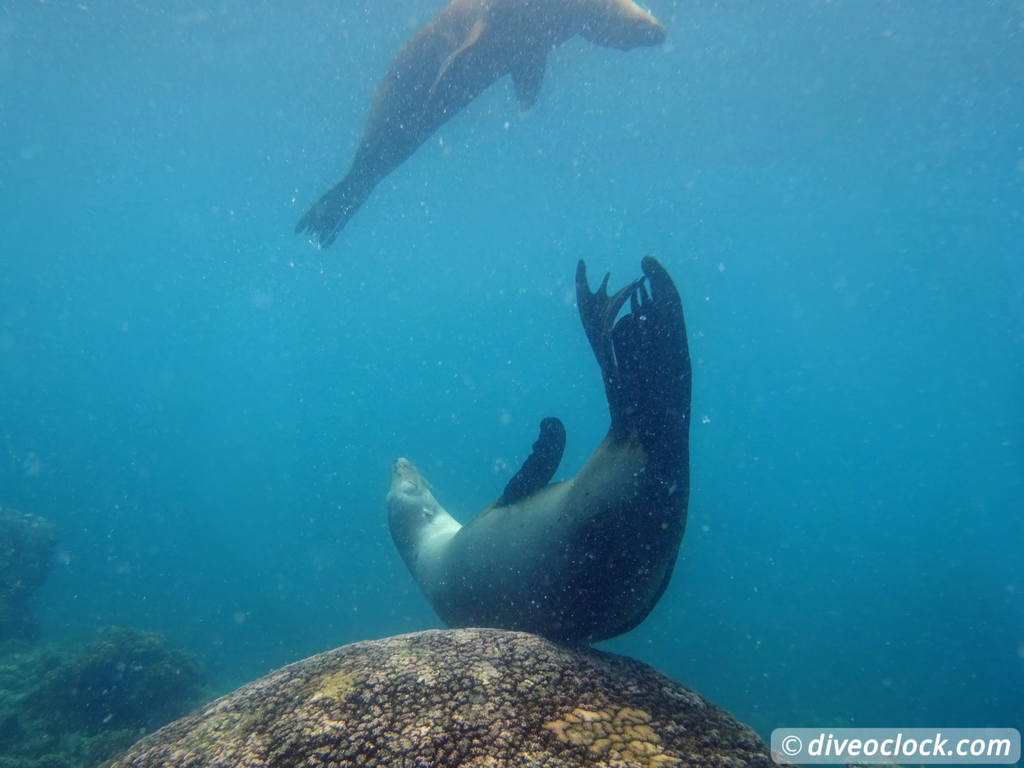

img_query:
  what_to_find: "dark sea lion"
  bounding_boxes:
[388,257,691,643]
[295,0,667,248]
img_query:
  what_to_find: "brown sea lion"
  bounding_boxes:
[295,0,666,248]
[387,257,691,643]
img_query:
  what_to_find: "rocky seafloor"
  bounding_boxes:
[0,507,208,768]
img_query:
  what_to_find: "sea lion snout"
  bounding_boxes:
[637,17,667,46]
[621,5,667,47]
[390,457,423,496]
[619,17,666,48]
[581,0,666,50]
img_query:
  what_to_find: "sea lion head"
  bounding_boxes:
[578,0,667,50]
[387,458,460,563]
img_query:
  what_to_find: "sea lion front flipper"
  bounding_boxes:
[427,17,488,101]
[496,417,566,507]
[510,51,547,109]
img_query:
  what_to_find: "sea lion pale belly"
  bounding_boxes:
[388,257,691,643]
[295,0,666,248]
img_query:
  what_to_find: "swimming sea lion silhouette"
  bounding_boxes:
[387,257,690,643]
[295,0,666,248]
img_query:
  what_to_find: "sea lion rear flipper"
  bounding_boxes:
[295,176,370,249]
[510,52,547,109]
[577,257,691,455]
[496,417,566,507]
[576,261,642,403]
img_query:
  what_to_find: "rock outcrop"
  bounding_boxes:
[0,507,58,641]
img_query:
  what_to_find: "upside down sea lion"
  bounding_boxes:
[387,257,691,643]
[295,0,667,248]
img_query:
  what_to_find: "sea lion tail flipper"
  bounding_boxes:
[511,52,547,110]
[294,176,370,249]
[495,417,566,507]
[577,257,691,455]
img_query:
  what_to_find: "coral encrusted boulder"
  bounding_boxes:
[107,627,772,768]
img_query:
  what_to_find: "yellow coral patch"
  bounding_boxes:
[179,709,254,756]
[471,660,501,685]
[542,706,681,767]
[309,668,355,702]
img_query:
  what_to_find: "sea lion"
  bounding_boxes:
[388,257,690,643]
[295,0,667,248]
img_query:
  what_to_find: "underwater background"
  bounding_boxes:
[1,0,1021,756]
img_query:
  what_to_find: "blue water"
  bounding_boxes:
[2,0,1022,744]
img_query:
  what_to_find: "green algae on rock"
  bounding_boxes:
[26,626,206,733]
[108,627,772,768]
[1,626,207,768]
